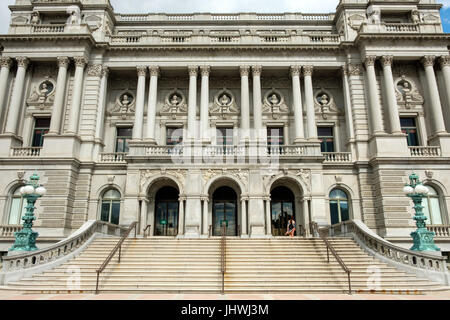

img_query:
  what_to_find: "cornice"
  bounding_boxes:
[0,34,96,46]
[355,33,450,43]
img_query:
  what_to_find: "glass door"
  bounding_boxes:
[155,201,179,236]
[213,201,237,236]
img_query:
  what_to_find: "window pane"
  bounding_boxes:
[400,118,415,127]
[167,127,183,145]
[430,198,443,225]
[330,201,340,225]
[318,127,333,137]
[35,118,51,128]
[9,198,21,225]
[267,127,284,146]
[104,189,121,199]
[101,202,110,223]
[110,201,120,225]
[340,201,350,222]
[330,189,347,200]
[117,128,133,137]
[422,197,431,224]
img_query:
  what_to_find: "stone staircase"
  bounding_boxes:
[2,237,447,294]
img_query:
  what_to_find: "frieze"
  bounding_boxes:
[87,64,103,77]
[202,169,249,189]
[140,169,187,193]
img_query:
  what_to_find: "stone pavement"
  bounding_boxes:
[0,290,449,300]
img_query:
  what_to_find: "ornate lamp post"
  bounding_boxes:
[402,173,440,252]
[9,173,46,253]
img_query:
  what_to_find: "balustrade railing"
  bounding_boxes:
[2,221,128,273]
[0,225,22,238]
[427,225,450,238]
[323,152,352,163]
[385,23,419,32]
[10,147,42,158]
[409,146,442,157]
[324,220,448,274]
[99,152,127,163]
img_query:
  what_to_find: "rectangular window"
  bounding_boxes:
[31,118,51,147]
[400,117,419,147]
[216,127,234,146]
[267,127,284,146]
[115,127,133,153]
[318,127,335,152]
[166,127,183,146]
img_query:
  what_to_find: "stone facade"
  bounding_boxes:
[0,0,449,247]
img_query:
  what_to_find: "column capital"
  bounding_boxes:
[303,65,313,76]
[347,63,362,76]
[87,64,103,77]
[137,65,147,77]
[364,56,377,67]
[0,57,13,69]
[239,65,250,77]
[188,65,198,77]
[422,55,436,68]
[290,65,301,77]
[102,66,109,77]
[73,56,87,68]
[439,55,450,68]
[199,65,210,77]
[252,65,262,76]
[56,56,70,69]
[16,57,29,69]
[149,65,160,77]
[380,55,394,67]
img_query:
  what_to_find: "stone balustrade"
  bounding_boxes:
[323,152,352,163]
[359,22,442,34]
[10,147,42,157]
[409,146,442,157]
[99,152,127,163]
[115,12,335,22]
[1,221,128,273]
[322,220,449,283]
[427,225,450,239]
[9,24,92,36]
[0,225,22,238]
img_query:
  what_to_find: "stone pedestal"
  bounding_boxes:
[0,134,23,157]
[368,134,409,158]
[184,198,201,238]
[248,198,266,237]
[41,134,81,158]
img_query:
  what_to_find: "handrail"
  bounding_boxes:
[95,221,138,294]
[143,224,151,238]
[208,225,212,238]
[220,222,227,294]
[311,221,352,294]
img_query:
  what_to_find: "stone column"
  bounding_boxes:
[381,56,402,133]
[341,65,355,141]
[422,56,446,135]
[146,66,159,143]
[93,66,109,157]
[364,56,384,135]
[265,197,271,236]
[202,197,209,236]
[4,57,29,135]
[303,199,310,236]
[303,66,317,139]
[132,66,147,140]
[187,66,198,141]
[440,56,450,130]
[240,66,251,142]
[241,197,248,237]
[291,65,305,143]
[178,196,185,236]
[140,199,148,235]
[48,57,70,134]
[66,57,87,134]
[0,57,12,131]
[200,66,210,143]
[252,66,263,141]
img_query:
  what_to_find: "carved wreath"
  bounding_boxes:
[210,89,239,119]
[27,78,56,109]
[262,89,289,119]
[314,88,339,119]
[161,89,188,119]
[394,76,424,109]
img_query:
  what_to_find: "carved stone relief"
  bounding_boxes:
[210,89,239,119]
[395,75,424,109]
[202,169,249,190]
[27,78,56,108]
[314,88,340,119]
[140,169,187,194]
[160,89,188,119]
[347,14,366,31]
[262,89,289,119]
[109,90,136,119]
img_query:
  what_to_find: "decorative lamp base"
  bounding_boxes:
[9,229,39,252]
[410,228,440,251]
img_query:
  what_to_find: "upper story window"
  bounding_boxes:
[400,117,419,147]
[216,127,234,146]
[8,187,26,225]
[423,186,444,225]
[32,117,50,147]
[318,127,335,152]
[115,127,132,153]
[166,127,183,146]
[267,127,284,146]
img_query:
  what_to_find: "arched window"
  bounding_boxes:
[329,189,350,225]
[8,187,27,225]
[100,189,121,225]
[422,186,444,225]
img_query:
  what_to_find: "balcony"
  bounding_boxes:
[10,147,42,158]
[409,146,442,157]
[0,225,22,238]
[323,152,352,163]
[359,22,442,35]
[427,225,450,239]
[99,152,127,164]
[8,24,92,37]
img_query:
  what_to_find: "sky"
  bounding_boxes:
[0,0,448,33]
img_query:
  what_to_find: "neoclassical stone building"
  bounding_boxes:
[0,0,449,252]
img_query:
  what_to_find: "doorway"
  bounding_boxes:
[271,186,295,236]
[212,186,238,236]
[154,186,179,236]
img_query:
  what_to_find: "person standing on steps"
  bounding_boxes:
[285,215,296,238]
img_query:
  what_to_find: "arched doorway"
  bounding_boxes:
[212,186,238,236]
[271,186,296,236]
[154,186,179,236]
